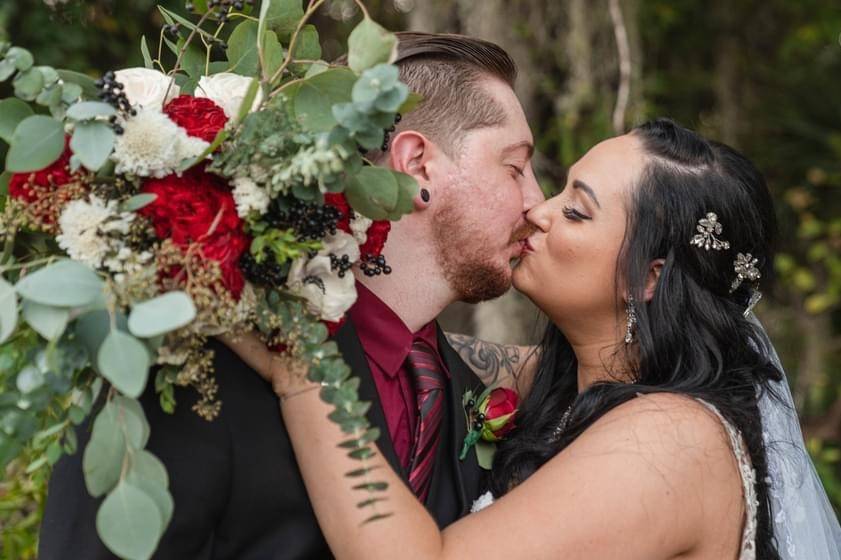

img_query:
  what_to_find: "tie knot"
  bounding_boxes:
[406,339,445,393]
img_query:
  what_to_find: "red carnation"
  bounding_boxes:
[164,95,228,143]
[140,165,249,297]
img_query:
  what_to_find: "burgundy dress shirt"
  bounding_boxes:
[347,282,449,470]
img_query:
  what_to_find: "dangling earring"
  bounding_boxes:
[624,295,637,345]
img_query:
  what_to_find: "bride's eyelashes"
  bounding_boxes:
[562,205,592,221]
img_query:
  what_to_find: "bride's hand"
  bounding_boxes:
[217,331,315,399]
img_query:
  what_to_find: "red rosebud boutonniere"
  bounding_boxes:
[460,386,519,469]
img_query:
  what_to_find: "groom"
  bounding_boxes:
[39,32,542,559]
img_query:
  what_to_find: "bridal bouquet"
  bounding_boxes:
[0,1,416,557]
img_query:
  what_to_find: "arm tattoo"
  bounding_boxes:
[445,333,522,387]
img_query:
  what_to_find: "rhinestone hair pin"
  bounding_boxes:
[731,252,763,317]
[690,212,731,251]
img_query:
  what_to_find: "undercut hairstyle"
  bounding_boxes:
[337,32,517,161]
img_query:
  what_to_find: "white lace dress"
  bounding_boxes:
[471,398,758,559]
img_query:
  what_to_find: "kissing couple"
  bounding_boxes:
[41,32,841,560]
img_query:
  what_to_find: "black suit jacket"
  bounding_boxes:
[39,320,485,559]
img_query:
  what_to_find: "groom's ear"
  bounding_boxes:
[643,258,665,302]
[387,131,436,209]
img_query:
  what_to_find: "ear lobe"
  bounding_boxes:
[643,258,665,302]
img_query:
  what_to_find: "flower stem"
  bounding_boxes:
[266,0,327,89]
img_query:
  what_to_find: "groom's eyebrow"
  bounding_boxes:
[573,179,601,208]
[501,141,534,159]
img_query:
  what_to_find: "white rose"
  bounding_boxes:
[195,73,264,119]
[287,231,360,322]
[114,67,179,109]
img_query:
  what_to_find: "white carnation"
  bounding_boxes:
[349,212,372,246]
[195,72,264,119]
[114,67,179,109]
[111,107,209,177]
[287,231,360,322]
[57,195,134,269]
[232,177,270,218]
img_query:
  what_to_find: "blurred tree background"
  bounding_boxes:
[1,0,839,556]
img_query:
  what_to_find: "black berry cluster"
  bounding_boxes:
[267,199,343,241]
[96,71,136,134]
[199,0,254,23]
[359,254,392,277]
[329,254,353,278]
[164,23,180,38]
[240,252,289,287]
[381,113,402,152]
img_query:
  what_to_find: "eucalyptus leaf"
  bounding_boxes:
[82,410,126,496]
[56,70,99,98]
[104,396,150,449]
[347,17,398,74]
[129,449,169,486]
[70,121,115,172]
[74,309,128,363]
[5,115,65,173]
[227,21,260,76]
[35,84,63,108]
[60,82,83,104]
[120,193,158,212]
[127,292,196,338]
[96,480,163,560]
[22,299,69,340]
[36,66,59,86]
[12,68,45,101]
[0,59,15,82]
[293,68,356,132]
[66,101,117,121]
[398,91,424,115]
[389,170,418,220]
[346,165,402,219]
[0,98,33,143]
[6,47,33,71]
[140,36,153,69]
[15,259,104,307]
[291,25,322,61]
[97,330,150,398]
[0,277,18,344]
[264,0,304,38]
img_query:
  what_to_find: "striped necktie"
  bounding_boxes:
[406,338,446,502]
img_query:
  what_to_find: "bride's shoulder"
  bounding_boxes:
[564,392,738,472]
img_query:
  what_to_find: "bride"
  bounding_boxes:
[224,119,841,559]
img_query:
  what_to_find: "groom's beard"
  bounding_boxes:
[432,206,528,304]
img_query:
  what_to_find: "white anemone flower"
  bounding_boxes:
[287,231,360,322]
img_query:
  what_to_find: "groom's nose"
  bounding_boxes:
[521,166,545,211]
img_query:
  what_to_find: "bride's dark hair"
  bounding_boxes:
[490,118,783,559]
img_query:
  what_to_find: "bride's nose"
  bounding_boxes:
[525,199,552,233]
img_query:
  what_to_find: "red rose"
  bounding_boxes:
[8,138,76,203]
[479,387,519,441]
[140,165,249,297]
[163,95,228,142]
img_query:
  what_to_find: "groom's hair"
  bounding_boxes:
[336,32,518,161]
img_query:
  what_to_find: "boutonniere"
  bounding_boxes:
[460,386,520,470]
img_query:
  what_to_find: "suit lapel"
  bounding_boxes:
[436,326,484,515]
[333,320,406,481]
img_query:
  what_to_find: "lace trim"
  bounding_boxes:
[696,399,758,560]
